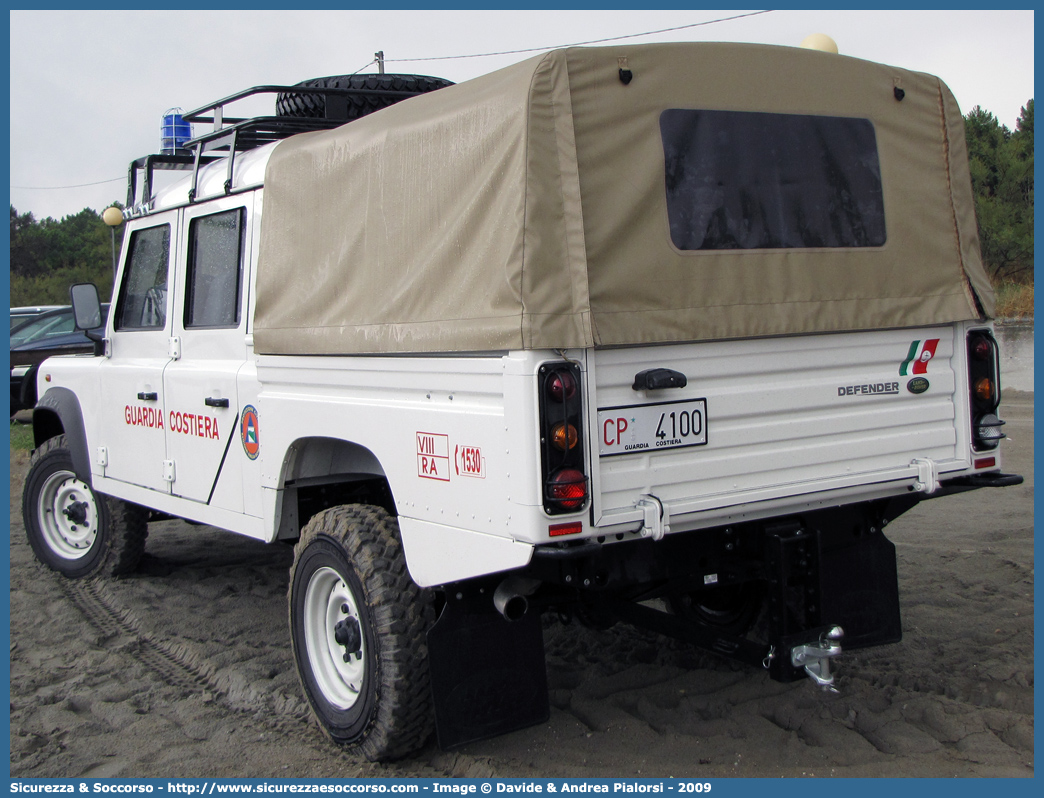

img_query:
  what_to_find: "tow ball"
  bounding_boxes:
[790,625,844,691]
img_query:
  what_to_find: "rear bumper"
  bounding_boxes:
[941,471,1024,489]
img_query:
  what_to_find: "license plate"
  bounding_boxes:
[597,398,708,457]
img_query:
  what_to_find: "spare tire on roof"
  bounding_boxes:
[275,74,454,121]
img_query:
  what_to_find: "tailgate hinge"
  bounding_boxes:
[637,494,671,541]
[911,457,940,494]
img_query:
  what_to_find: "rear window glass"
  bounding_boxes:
[660,110,886,250]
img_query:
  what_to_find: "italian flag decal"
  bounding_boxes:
[900,339,940,376]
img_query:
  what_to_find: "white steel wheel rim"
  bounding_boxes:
[37,469,99,560]
[303,565,367,710]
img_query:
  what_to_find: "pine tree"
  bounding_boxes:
[965,101,1034,284]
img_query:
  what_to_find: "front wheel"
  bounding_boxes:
[22,435,149,578]
[289,505,434,761]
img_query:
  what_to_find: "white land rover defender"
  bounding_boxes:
[22,43,1022,761]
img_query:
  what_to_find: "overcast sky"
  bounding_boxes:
[8,8,1035,222]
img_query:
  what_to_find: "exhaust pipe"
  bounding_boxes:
[493,576,541,621]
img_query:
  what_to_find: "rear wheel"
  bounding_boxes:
[289,504,434,761]
[22,435,148,578]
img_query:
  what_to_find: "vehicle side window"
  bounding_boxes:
[185,208,245,329]
[115,224,171,330]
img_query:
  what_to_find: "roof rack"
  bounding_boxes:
[126,83,425,215]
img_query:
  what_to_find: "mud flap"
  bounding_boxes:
[427,587,549,750]
[818,527,902,650]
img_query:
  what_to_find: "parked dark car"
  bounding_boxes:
[10,305,109,415]
[10,305,64,329]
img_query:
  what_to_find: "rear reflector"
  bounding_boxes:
[549,522,583,537]
[974,457,997,470]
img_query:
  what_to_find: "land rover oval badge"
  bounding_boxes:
[907,377,930,394]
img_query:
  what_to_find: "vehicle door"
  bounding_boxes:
[95,214,175,492]
[161,198,250,513]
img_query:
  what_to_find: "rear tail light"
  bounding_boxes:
[967,330,1005,451]
[974,377,995,403]
[974,413,1006,448]
[548,468,587,509]
[550,422,579,451]
[539,362,588,514]
[547,370,577,402]
[971,338,993,362]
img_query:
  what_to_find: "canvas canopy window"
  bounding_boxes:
[254,42,992,355]
[659,109,887,251]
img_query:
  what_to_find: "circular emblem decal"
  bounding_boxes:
[241,405,260,459]
[907,377,930,395]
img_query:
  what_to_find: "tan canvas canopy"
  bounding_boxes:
[254,42,992,355]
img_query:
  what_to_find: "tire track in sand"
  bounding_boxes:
[54,569,482,777]
[54,574,329,749]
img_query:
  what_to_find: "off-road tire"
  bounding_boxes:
[289,504,435,761]
[275,74,453,121]
[22,435,149,578]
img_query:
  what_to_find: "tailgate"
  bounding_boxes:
[588,327,966,529]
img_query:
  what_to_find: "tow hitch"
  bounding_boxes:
[790,625,844,691]
[532,512,903,693]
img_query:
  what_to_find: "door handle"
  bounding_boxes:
[205,397,230,408]
[137,391,158,401]
[632,368,687,391]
